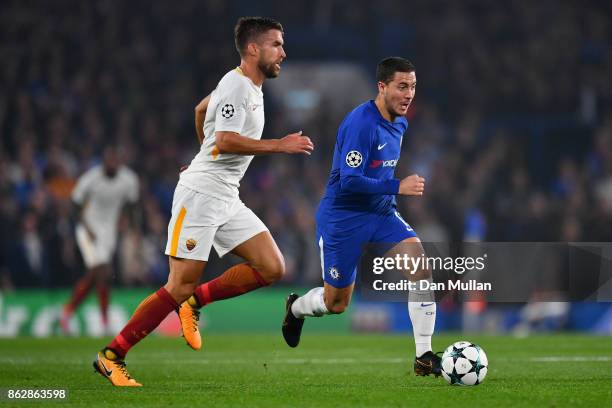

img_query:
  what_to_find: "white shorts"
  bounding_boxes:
[75,224,115,269]
[165,184,268,261]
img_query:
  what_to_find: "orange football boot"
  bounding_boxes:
[93,349,142,387]
[179,297,202,350]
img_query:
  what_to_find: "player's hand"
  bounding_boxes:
[399,174,425,196]
[179,164,189,173]
[278,131,314,155]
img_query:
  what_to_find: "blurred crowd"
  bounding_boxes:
[0,0,610,289]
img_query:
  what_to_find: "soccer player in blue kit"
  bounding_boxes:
[282,57,441,376]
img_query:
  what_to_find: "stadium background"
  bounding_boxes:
[0,0,611,337]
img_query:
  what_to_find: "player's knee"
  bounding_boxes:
[169,286,196,304]
[258,255,285,283]
[164,280,198,304]
[94,267,111,285]
[411,267,432,281]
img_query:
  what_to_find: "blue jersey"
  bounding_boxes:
[315,100,415,288]
[321,100,408,214]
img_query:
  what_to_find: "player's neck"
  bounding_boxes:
[238,61,265,87]
[374,97,396,122]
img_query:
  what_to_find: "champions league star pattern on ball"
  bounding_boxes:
[441,341,488,386]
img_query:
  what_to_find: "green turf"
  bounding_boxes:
[1,334,611,407]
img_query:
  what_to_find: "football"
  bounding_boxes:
[441,341,488,386]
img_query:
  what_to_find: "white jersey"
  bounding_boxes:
[179,68,265,201]
[71,165,139,243]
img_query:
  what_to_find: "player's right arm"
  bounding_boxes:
[194,93,211,145]
[73,202,96,240]
[71,170,96,240]
[215,130,313,155]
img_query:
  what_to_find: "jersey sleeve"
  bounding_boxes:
[338,120,400,195]
[71,169,95,205]
[338,119,374,178]
[214,79,249,134]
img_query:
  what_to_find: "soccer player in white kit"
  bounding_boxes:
[61,147,139,335]
[94,17,314,386]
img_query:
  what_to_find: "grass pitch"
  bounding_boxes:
[1,334,611,407]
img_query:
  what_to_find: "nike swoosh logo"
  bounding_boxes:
[421,302,434,307]
[99,358,113,377]
[377,143,387,150]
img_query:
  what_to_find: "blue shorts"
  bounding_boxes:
[316,208,417,288]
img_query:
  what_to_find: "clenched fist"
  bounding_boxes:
[399,174,425,196]
[278,131,314,155]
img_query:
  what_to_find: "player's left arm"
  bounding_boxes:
[123,201,142,230]
[71,171,97,239]
[214,80,313,156]
[194,93,212,145]
[123,172,141,228]
[215,130,313,155]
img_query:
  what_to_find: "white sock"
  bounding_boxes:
[408,280,436,357]
[291,287,329,318]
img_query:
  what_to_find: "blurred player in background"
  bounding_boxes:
[93,16,314,386]
[282,57,441,376]
[60,147,139,335]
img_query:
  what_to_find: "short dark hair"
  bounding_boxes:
[234,17,284,57]
[376,57,416,84]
